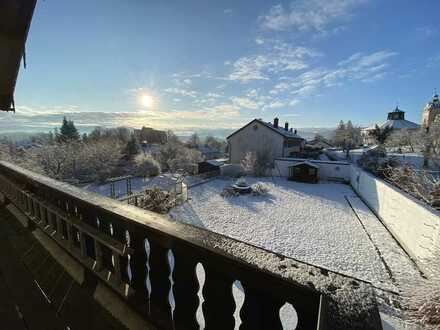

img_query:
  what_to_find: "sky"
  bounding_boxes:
[2,0,440,136]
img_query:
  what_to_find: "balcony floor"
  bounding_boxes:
[0,204,127,330]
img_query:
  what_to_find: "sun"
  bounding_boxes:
[140,94,154,108]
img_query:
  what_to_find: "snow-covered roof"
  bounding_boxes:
[362,119,420,131]
[380,119,420,130]
[255,119,303,139]
[205,159,227,167]
[145,174,184,190]
[289,161,319,169]
[227,118,304,140]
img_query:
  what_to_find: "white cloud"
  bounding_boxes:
[228,43,320,83]
[231,96,260,109]
[164,87,198,98]
[206,92,222,98]
[260,0,367,33]
[267,100,285,109]
[289,99,300,107]
[255,37,265,45]
[283,50,398,96]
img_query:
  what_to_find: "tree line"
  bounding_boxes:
[0,117,227,183]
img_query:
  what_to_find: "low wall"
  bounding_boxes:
[273,158,351,182]
[350,166,440,273]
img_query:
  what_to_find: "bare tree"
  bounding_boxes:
[332,120,362,157]
[241,151,257,175]
[385,129,418,153]
[241,149,272,177]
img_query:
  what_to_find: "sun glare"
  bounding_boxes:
[140,94,154,108]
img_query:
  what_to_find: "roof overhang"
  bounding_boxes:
[0,0,37,112]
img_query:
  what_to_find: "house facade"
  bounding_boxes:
[227,118,305,164]
[421,93,440,130]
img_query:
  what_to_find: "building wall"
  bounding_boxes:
[421,107,440,129]
[283,140,305,156]
[273,158,351,182]
[350,165,440,275]
[361,129,376,145]
[228,121,284,164]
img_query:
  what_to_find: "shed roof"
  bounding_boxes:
[205,158,227,167]
[289,161,319,169]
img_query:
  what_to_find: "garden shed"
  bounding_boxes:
[198,158,227,175]
[288,161,319,183]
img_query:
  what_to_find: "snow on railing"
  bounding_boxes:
[0,161,382,330]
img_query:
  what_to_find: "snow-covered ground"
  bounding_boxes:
[171,177,394,288]
[170,177,425,328]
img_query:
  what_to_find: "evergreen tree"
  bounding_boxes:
[58,117,80,142]
[371,125,392,145]
[124,134,139,157]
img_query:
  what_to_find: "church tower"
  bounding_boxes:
[421,92,440,130]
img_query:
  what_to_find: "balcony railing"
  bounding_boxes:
[0,161,382,329]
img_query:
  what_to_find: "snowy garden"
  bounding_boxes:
[171,178,394,287]
[169,176,426,329]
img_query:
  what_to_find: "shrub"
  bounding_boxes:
[134,154,161,177]
[251,183,269,196]
[405,242,440,329]
[138,187,175,213]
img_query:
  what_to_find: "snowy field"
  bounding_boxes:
[170,177,394,288]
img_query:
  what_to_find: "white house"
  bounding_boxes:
[227,118,305,164]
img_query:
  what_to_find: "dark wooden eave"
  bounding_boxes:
[0,0,37,112]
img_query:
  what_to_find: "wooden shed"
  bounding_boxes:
[197,158,227,175]
[288,161,319,183]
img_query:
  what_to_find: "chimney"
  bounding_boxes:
[294,129,297,135]
[273,117,279,128]
[285,122,289,131]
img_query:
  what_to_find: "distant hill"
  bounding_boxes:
[0,111,335,142]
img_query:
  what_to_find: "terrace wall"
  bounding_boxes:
[350,165,440,274]
[273,158,351,182]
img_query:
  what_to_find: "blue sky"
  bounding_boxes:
[4,0,440,134]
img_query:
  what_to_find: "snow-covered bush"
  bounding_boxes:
[134,154,161,177]
[384,165,440,209]
[30,139,123,182]
[405,242,440,329]
[357,146,400,178]
[157,141,202,174]
[251,183,269,196]
[138,187,175,213]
